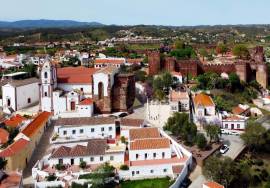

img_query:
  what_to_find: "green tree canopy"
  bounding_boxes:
[196,133,207,150]
[232,44,249,59]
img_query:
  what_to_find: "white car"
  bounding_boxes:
[220,145,229,154]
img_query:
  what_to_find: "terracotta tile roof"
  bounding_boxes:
[194,93,215,107]
[96,66,118,74]
[129,127,160,141]
[170,90,189,101]
[5,77,39,87]
[79,98,93,105]
[4,114,26,128]
[232,106,246,115]
[204,181,224,188]
[0,138,29,157]
[126,58,143,64]
[120,118,144,127]
[95,58,125,65]
[21,111,51,138]
[223,115,244,121]
[55,117,115,127]
[172,165,183,174]
[130,156,188,167]
[130,138,170,150]
[57,66,96,84]
[0,128,9,144]
[0,171,22,188]
[51,139,107,158]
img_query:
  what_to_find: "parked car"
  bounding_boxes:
[220,144,229,154]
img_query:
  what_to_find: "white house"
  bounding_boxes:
[53,117,116,142]
[94,57,126,68]
[2,78,39,114]
[221,115,247,131]
[169,90,190,112]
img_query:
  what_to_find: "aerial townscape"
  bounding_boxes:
[1,1,270,188]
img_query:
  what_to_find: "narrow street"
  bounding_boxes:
[23,121,55,187]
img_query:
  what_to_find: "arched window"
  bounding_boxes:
[44,92,48,97]
[44,72,48,79]
[98,82,104,100]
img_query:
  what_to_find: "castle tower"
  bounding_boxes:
[235,63,247,82]
[256,64,268,89]
[148,51,161,76]
[163,57,175,72]
[39,61,57,112]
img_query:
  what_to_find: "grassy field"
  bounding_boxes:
[119,178,173,188]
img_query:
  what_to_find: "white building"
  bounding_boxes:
[39,61,119,118]
[53,117,116,142]
[169,90,190,112]
[221,115,247,131]
[2,78,39,114]
[94,57,126,68]
[193,93,217,124]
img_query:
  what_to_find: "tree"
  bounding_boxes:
[199,48,208,61]
[205,124,221,143]
[154,89,166,101]
[241,122,267,151]
[79,161,86,169]
[161,72,173,92]
[216,42,228,56]
[232,44,249,59]
[203,156,236,187]
[153,76,164,91]
[174,39,185,49]
[196,133,207,150]
[135,70,147,82]
[229,73,241,92]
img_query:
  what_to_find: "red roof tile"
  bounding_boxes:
[172,165,183,174]
[4,114,26,128]
[194,93,215,107]
[130,138,170,150]
[120,118,144,127]
[129,127,160,141]
[95,58,125,65]
[0,128,9,144]
[0,171,22,188]
[57,66,97,84]
[0,138,29,157]
[79,98,93,105]
[21,111,51,138]
[204,182,224,188]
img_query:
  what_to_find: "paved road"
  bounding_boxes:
[220,134,245,159]
[23,121,55,187]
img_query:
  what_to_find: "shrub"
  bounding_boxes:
[254,159,264,166]
[55,163,65,171]
[196,133,207,150]
[46,174,57,181]
[120,164,129,170]
[79,161,87,169]
[120,136,126,144]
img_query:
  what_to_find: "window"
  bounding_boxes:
[27,98,31,104]
[132,171,135,176]
[153,153,156,158]
[150,170,154,173]
[162,152,165,158]
[225,124,228,129]
[80,87,84,92]
[136,154,139,159]
[59,159,63,165]
[136,171,139,174]
[101,127,104,132]
[90,157,94,162]
[7,98,11,107]
[44,72,48,79]
[98,82,104,100]
[71,158,74,165]
[91,128,95,132]
[80,129,84,134]
[110,156,114,160]
[44,92,48,97]
[144,153,147,159]
[63,131,67,135]
[109,127,112,131]
[100,156,103,161]
[237,124,240,129]
[80,158,83,162]
[163,169,167,173]
[72,130,76,134]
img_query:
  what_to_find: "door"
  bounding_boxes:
[71,101,76,111]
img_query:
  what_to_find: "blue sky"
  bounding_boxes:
[1,0,270,26]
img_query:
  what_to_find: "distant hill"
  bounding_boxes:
[0,19,104,28]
